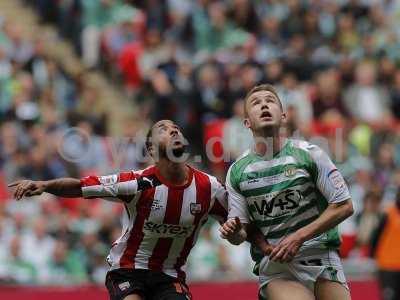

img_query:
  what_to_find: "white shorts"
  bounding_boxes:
[258,248,349,300]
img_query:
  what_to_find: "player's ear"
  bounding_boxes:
[147,145,154,157]
[281,111,287,122]
[243,118,251,129]
[146,140,155,158]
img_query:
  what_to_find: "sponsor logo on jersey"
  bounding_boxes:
[251,189,301,217]
[190,203,202,215]
[118,282,130,291]
[143,221,194,238]
[151,198,163,210]
[99,174,118,186]
[248,178,260,184]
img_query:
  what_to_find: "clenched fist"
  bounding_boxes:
[8,180,46,200]
[219,216,243,240]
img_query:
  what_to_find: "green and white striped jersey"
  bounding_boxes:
[226,139,350,263]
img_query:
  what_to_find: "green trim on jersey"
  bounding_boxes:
[228,139,343,265]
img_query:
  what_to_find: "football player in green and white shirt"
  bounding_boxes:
[219,84,354,300]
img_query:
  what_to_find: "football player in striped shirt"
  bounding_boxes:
[9,120,269,300]
[219,85,354,300]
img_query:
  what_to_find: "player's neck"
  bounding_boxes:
[253,129,286,158]
[156,160,189,186]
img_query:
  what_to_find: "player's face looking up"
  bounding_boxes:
[244,89,286,134]
[146,120,188,160]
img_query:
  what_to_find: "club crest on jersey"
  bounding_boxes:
[284,166,297,178]
[190,203,202,215]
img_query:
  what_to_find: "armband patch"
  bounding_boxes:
[99,174,118,186]
[328,170,346,193]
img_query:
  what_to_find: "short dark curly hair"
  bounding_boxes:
[145,125,153,152]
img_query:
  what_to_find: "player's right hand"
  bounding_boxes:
[8,180,46,200]
[219,216,242,239]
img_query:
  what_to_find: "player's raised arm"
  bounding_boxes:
[80,172,138,202]
[8,178,82,200]
[9,171,160,203]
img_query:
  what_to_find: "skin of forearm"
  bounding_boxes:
[246,224,273,255]
[227,227,247,245]
[296,200,353,243]
[227,223,273,255]
[43,178,82,197]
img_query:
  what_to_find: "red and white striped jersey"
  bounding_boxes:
[80,165,227,280]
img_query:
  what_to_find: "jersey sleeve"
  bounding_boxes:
[308,144,351,204]
[226,164,250,224]
[80,171,139,203]
[208,177,228,224]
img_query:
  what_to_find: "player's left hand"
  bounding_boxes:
[219,217,242,240]
[269,231,304,263]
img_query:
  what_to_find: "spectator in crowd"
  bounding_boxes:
[44,239,87,285]
[311,69,347,120]
[343,60,391,124]
[187,224,224,281]
[20,219,55,279]
[222,99,252,161]
[276,72,313,134]
[0,236,37,284]
[80,0,115,68]
[389,69,400,119]
[371,189,400,300]
[355,190,384,257]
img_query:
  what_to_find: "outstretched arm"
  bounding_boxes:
[9,173,159,201]
[9,178,82,200]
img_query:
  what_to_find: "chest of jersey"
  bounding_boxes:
[239,160,316,220]
[137,183,209,238]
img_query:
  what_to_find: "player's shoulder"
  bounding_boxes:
[127,165,157,178]
[289,139,324,156]
[189,166,222,186]
[290,139,318,151]
[289,139,332,167]
[229,149,255,173]
[189,165,219,183]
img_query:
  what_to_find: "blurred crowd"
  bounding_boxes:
[0,0,400,286]
[0,1,146,285]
